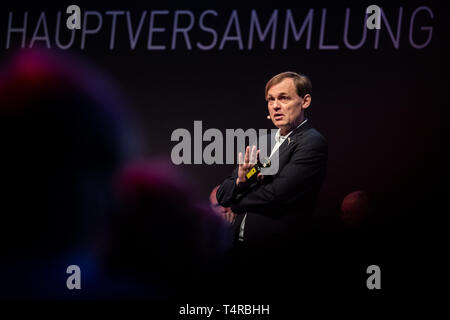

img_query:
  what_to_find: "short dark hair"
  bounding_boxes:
[265,71,312,99]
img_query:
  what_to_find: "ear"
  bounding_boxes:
[301,94,311,109]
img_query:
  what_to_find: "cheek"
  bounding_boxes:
[287,104,301,117]
[284,105,293,117]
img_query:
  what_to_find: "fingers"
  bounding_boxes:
[249,145,257,164]
[244,146,250,164]
[225,211,237,224]
[222,212,232,224]
[257,172,264,182]
[240,146,259,165]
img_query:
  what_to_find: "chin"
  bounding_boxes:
[275,122,287,129]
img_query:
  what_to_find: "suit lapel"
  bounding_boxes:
[273,121,312,171]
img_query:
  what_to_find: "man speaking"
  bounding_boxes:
[217,72,328,283]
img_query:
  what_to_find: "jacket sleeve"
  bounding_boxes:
[216,166,250,208]
[229,135,327,213]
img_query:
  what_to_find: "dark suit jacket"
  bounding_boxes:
[217,121,328,251]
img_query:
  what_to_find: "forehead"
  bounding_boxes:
[267,78,296,96]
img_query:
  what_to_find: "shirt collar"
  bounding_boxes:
[274,119,308,144]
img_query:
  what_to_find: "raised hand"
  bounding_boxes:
[236,145,258,185]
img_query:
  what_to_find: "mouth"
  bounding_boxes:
[274,113,284,121]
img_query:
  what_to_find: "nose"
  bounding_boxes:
[272,100,281,111]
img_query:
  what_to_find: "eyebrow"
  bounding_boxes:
[267,92,289,99]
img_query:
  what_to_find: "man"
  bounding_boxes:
[217,72,328,259]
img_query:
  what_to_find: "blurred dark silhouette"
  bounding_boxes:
[0,48,231,301]
[322,190,379,296]
[0,48,130,299]
[340,190,372,229]
[105,159,230,299]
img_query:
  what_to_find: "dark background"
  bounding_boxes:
[0,0,447,306]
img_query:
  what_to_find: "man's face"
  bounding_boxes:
[267,78,305,135]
